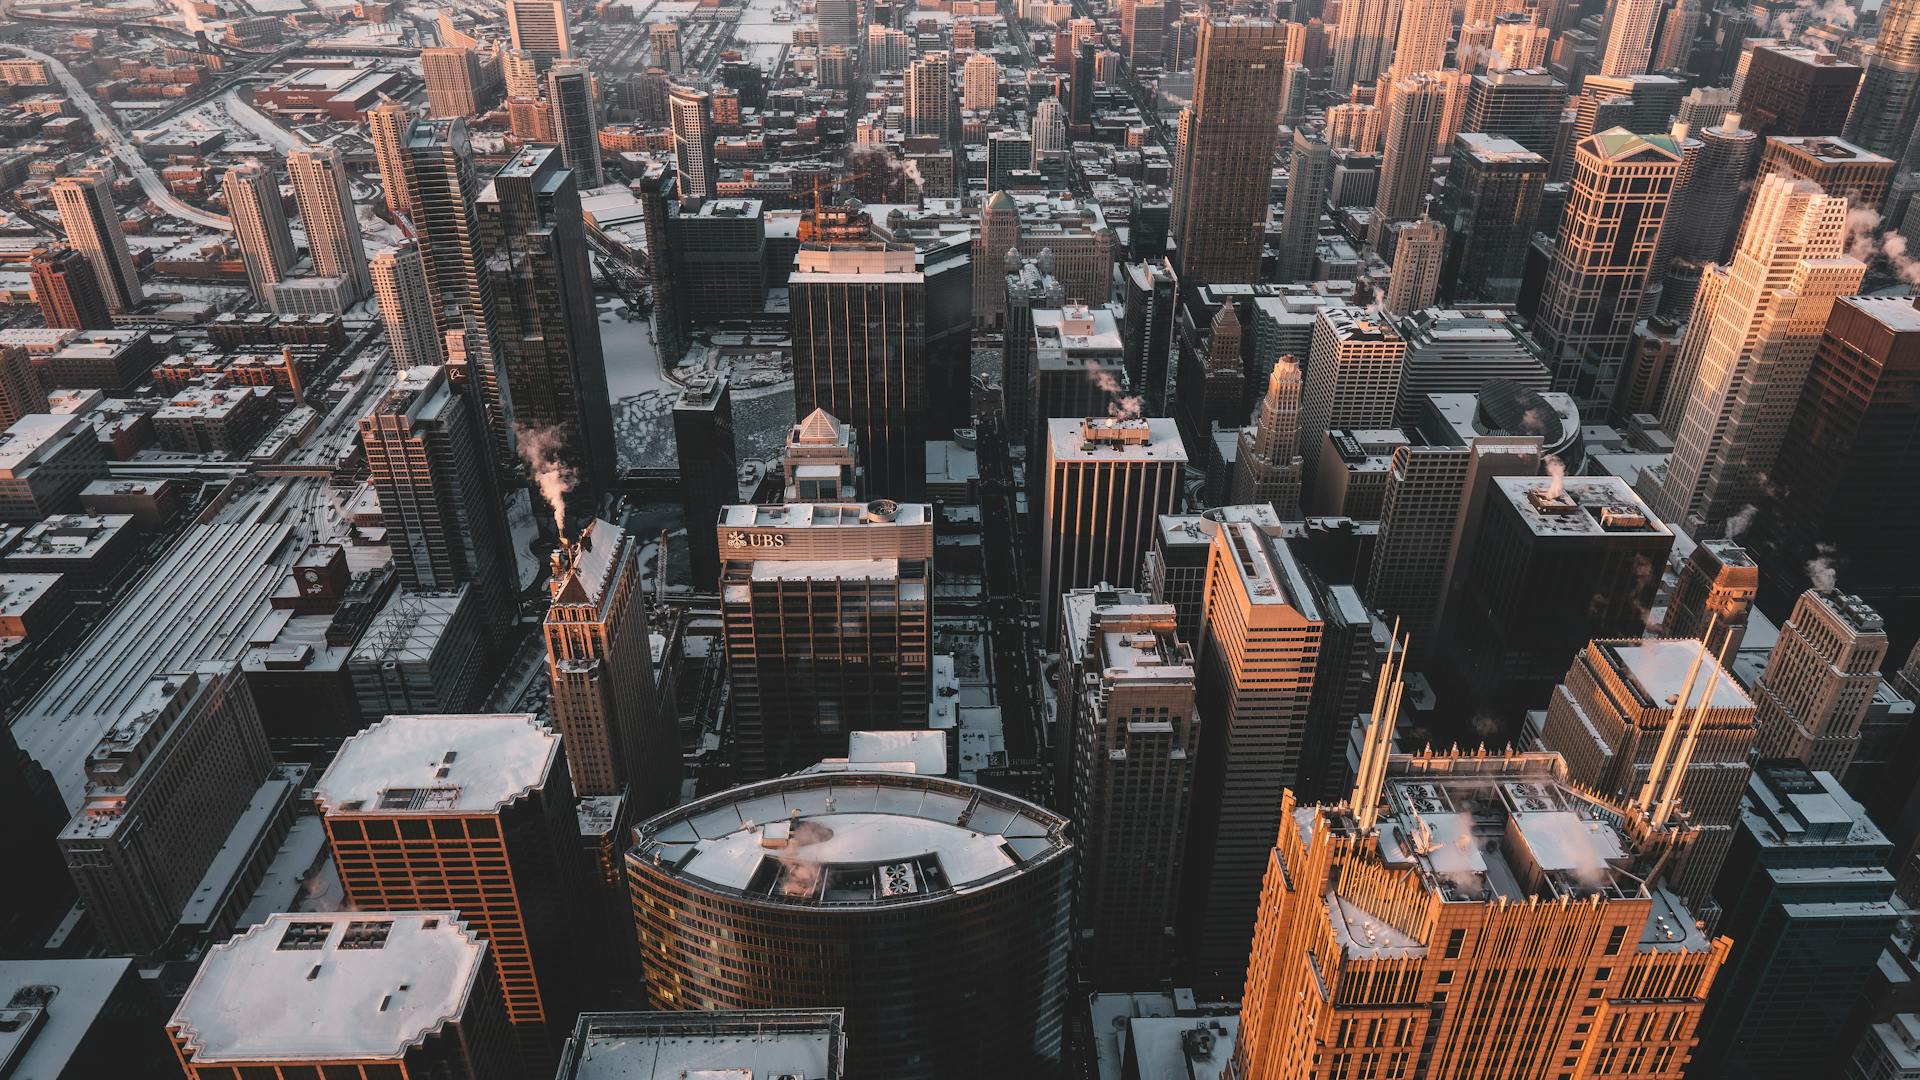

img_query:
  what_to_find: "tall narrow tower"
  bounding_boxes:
[667,84,716,199]
[28,246,112,330]
[1170,18,1291,285]
[1647,176,1863,531]
[1039,417,1187,642]
[287,148,371,298]
[1847,0,1920,156]
[50,171,142,313]
[1598,0,1662,75]
[1751,589,1889,775]
[547,60,603,187]
[1276,127,1332,283]
[222,162,296,305]
[366,99,415,218]
[1383,217,1446,315]
[1230,357,1304,518]
[1661,539,1759,658]
[1370,74,1447,246]
[506,0,572,70]
[370,241,443,371]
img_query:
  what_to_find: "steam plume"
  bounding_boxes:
[1725,504,1758,539]
[1543,453,1566,499]
[1846,207,1920,284]
[1805,542,1839,591]
[516,424,575,536]
[1084,359,1144,420]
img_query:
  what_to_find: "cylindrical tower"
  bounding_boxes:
[628,771,1072,1079]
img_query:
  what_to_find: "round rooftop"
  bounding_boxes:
[1475,379,1565,446]
[632,772,1070,907]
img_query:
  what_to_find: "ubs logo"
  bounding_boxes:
[726,531,787,548]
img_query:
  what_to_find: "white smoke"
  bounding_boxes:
[516,423,575,536]
[1806,542,1839,591]
[173,0,206,34]
[1773,0,1856,35]
[1847,206,1920,284]
[1725,503,1758,539]
[1543,453,1566,499]
[1084,359,1144,420]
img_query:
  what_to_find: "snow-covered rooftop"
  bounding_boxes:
[314,714,557,815]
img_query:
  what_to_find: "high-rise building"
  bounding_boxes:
[221,162,296,305]
[29,245,113,330]
[1598,0,1662,75]
[1384,217,1446,315]
[671,372,736,589]
[1276,127,1331,284]
[57,662,271,955]
[1665,117,1759,268]
[477,145,616,507]
[0,345,43,431]
[1032,96,1068,164]
[984,131,1033,195]
[1233,749,1730,1080]
[545,518,673,809]
[974,190,1020,328]
[789,230,927,499]
[366,99,415,218]
[962,50,998,111]
[1325,100,1383,153]
[286,148,371,299]
[1370,74,1447,246]
[1330,0,1395,91]
[668,83,716,200]
[1533,128,1684,413]
[169,912,515,1080]
[359,365,518,653]
[1438,133,1547,304]
[1120,258,1178,415]
[370,241,443,370]
[1647,176,1862,532]
[316,713,587,1068]
[1736,45,1862,137]
[1751,589,1889,775]
[1539,637,1757,904]
[546,60,603,187]
[1491,12,1553,71]
[1230,358,1304,518]
[1039,417,1186,642]
[905,52,951,138]
[557,1012,848,1080]
[628,771,1072,1078]
[1462,68,1568,157]
[816,0,857,45]
[1170,18,1291,285]
[781,408,860,500]
[506,0,571,69]
[1449,474,1675,713]
[1182,516,1323,986]
[1057,588,1197,987]
[1296,308,1406,492]
[404,118,510,465]
[1754,134,1896,212]
[716,500,933,780]
[1693,763,1898,1080]
[50,172,142,314]
[1661,539,1759,659]
[1847,0,1920,157]
[423,45,488,117]
[1120,0,1165,66]
[1752,296,1920,610]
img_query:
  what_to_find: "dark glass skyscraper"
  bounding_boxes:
[1170,18,1291,285]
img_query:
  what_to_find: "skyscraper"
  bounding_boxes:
[359,366,518,654]
[1384,217,1446,315]
[781,408,860,500]
[1370,74,1447,246]
[1438,133,1547,304]
[1665,117,1759,267]
[1648,176,1862,532]
[221,162,296,305]
[1170,18,1290,285]
[1119,258,1178,415]
[716,500,933,780]
[1661,539,1759,658]
[627,771,1072,1078]
[1533,128,1683,413]
[1057,588,1197,987]
[546,60,602,187]
[1234,749,1729,1080]
[1039,417,1186,642]
[404,118,509,466]
[1693,763,1898,1080]
[1230,357,1303,517]
[57,662,271,955]
[366,99,415,218]
[1462,68,1568,157]
[1032,94,1068,165]
[316,713,587,1069]
[1735,45,1862,137]
[370,241,443,370]
[974,189,1019,328]
[169,912,515,1080]
[1276,127,1331,284]
[1539,637,1757,904]
[962,50,998,111]
[557,1012,848,1080]
[50,172,142,314]
[1598,0,1662,75]
[1847,0,1920,157]
[477,145,616,507]
[29,246,113,330]
[1752,590,1889,775]
[671,372,736,589]
[287,148,371,299]
[1330,0,1396,91]
[545,518,674,810]
[1182,516,1322,986]
[789,225,927,499]
[1296,308,1406,492]
[423,45,488,117]
[506,0,571,69]
[1120,0,1164,66]
[668,83,716,199]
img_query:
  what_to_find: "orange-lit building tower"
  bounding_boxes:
[1234,663,1731,1080]
[315,713,588,1072]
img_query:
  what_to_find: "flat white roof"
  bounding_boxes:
[315,714,558,815]
[1607,639,1753,710]
[170,912,485,1064]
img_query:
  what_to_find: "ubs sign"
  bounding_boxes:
[726,531,787,549]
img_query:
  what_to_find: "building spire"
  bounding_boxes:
[1352,622,1409,831]
[1636,613,1714,812]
